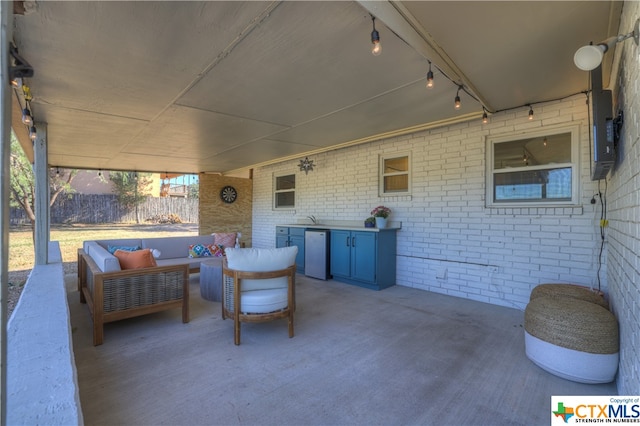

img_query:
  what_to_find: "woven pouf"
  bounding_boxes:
[530,283,609,310]
[524,296,619,384]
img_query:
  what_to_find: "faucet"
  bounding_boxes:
[307,215,318,225]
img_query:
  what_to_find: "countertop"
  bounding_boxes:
[278,220,401,232]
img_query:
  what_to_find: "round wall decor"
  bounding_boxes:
[220,185,237,203]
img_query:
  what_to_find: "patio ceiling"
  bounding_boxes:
[11,1,623,175]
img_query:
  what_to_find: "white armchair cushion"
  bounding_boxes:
[225,246,297,292]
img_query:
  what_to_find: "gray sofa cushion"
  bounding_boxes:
[141,235,215,260]
[85,242,122,273]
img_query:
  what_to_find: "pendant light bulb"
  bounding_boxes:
[454,86,462,110]
[426,62,434,89]
[29,126,37,141]
[11,77,22,88]
[482,109,488,124]
[22,108,33,125]
[528,106,534,120]
[371,16,381,56]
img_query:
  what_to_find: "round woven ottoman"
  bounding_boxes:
[524,296,618,383]
[530,283,608,309]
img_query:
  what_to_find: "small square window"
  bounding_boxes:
[380,153,410,196]
[274,174,295,209]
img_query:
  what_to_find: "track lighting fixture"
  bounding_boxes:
[426,62,434,89]
[370,15,382,56]
[482,108,489,124]
[528,105,534,120]
[29,126,37,141]
[574,18,639,71]
[454,86,462,110]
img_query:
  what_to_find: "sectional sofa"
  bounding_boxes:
[78,234,233,345]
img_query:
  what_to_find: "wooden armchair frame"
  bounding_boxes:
[78,249,189,345]
[222,260,296,345]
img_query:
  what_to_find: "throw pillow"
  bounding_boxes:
[189,243,220,258]
[107,245,141,254]
[114,248,157,270]
[213,233,236,249]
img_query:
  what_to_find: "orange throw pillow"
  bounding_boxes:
[214,232,236,248]
[114,248,157,270]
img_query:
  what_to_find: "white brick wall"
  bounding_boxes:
[253,94,605,310]
[250,1,640,395]
[607,0,640,396]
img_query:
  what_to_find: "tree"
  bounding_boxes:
[109,171,153,223]
[9,132,78,240]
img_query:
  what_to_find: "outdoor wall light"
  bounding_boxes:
[574,18,639,71]
[371,15,382,56]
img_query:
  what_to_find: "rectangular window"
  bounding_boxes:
[380,153,410,196]
[487,126,579,206]
[274,174,295,209]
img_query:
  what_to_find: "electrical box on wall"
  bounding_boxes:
[590,65,616,181]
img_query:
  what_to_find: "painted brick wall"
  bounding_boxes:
[199,174,253,247]
[607,1,640,396]
[252,94,605,312]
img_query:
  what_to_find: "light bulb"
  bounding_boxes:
[22,108,32,125]
[426,71,434,89]
[29,126,37,141]
[454,95,461,110]
[528,107,534,120]
[482,111,488,124]
[371,38,381,56]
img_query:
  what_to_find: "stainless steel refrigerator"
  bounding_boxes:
[304,230,330,280]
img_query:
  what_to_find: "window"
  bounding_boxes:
[486,126,579,206]
[274,174,295,209]
[380,153,410,196]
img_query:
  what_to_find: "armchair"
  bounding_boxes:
[222,246,297,345]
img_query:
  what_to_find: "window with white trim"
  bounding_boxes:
[274,173,295,209]
[380,153,411,196]
[486,126,579,206]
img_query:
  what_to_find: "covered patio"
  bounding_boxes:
[68,272,615,425]
[3,1,640,424]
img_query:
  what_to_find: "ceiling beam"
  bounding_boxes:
[356,0,494,112]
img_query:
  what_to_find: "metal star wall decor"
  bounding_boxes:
[298,157,315,174]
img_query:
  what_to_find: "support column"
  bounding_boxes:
[1,2,13,423]
[33,122,49,265]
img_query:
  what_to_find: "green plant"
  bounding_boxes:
[364,216,376,225]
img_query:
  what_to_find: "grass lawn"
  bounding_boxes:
[9,223,199,273]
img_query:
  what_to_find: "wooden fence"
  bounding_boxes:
[10,194,199,225]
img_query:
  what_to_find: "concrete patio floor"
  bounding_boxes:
[67,274,617,425]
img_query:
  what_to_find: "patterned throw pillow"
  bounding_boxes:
[213,233,236,249]
[189,243,223,258]
[107,245,141,254]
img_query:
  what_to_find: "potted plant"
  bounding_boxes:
[370,206,391,228]
[364,216,376,228]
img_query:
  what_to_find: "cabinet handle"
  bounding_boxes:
[352,236,355,247]
[346,236,350,247]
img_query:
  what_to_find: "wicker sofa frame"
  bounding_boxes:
[78,249,189,346]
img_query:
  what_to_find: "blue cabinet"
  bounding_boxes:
[276,226,305,273]
[330,229,396,290]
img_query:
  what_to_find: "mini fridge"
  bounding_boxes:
[305,230,330,280]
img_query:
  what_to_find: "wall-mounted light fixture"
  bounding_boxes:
[574,18,639,71]
[298,157,315,174]
[370,15,382,56]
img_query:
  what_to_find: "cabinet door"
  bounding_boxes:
[276,235,289,248]
[330,230,351,277]
[351,232,376,283]
[289,234,305,272]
